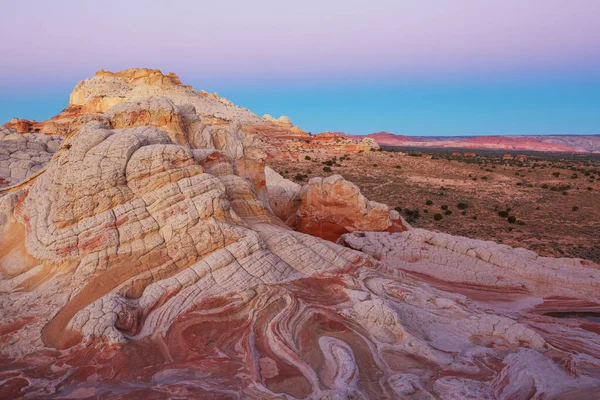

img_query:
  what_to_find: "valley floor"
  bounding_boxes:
[270,149,600,262]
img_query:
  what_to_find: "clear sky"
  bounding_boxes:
[1,0,599,135]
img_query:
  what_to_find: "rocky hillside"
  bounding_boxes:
[4,68,376,159]
[1,70,600,399]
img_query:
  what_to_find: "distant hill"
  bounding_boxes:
[336,131,600,153]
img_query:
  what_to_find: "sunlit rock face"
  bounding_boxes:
[1,80,600,399]
[294,175,407,241]
[4,69,377,159]
[265,169,406,241]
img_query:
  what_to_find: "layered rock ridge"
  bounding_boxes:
[0,71,599,399]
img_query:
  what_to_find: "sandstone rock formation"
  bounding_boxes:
[1,71,600,399]
[4,69,377,160]
[265,166,302,223]
[0,126,62,187]
[266,169,407,241]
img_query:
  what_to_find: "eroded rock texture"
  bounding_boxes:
[1,73,600,399]
[295,175,407,241]
[3,69,376,158]
[0,127,62,187]
[266,169,407,241]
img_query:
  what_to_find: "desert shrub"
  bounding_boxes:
[552,172,560,177]
[498,210,509,217]
[542,184,549,188]
[506,207,512,212]
[562,191,568,195]
[472,216,477,220]
[294,174,305,181]
[404,208,420,222]
[423,209,429,213]
[571,174,578,179]
[426,200,433,205]
[433,213,443,221]
[305,155,311,160]
[588,187,593,191]
[481,176,488,181]
[572,206,579,211]
[323,160,334,166]
[516,182,523,186]
[444,210,452,215]
[461,210,467,216]
[372,164,378,167]
[323,166,332,173]
[507,216,517,224]
[441,205,449,210]
[457,202,468,210]
[395,165,401,169]
[517,220,526,225]
[395,206,402,213]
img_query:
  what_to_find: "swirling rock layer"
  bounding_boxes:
[1,73,600,399]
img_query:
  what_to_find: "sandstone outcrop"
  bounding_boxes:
[340,229,600,304]
[1,71,600,399]
[4,69,378,160]
[0,126,62,187]
[265,166,302,223]
[266,169,406,241]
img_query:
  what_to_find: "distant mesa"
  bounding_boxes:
[346,131,600,153]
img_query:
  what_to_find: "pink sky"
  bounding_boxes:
[2,0,599,86]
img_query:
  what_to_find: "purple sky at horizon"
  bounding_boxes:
[1,0,599,135]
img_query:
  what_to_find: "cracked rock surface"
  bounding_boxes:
[1,84,600,399]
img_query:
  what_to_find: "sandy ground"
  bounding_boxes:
[270,150,600,262]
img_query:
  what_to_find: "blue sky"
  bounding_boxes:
[1,0,599,135]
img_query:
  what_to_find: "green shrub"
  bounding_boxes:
[372,164,378,167]
[472,216,477,220]
[552,172,560,177]
[441,205,449,210]
[305,155,311,160]
[457,202,468,210]
[507,216,517,224]
[395,165,401,169]
[294,174,305,181]
[433,213,443,221]
[572,206,579,211]
[444,210,452,215]
[542,184,549,189]
[426,200,433,205]
[323,166,332,173]
[498,211,509,217]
